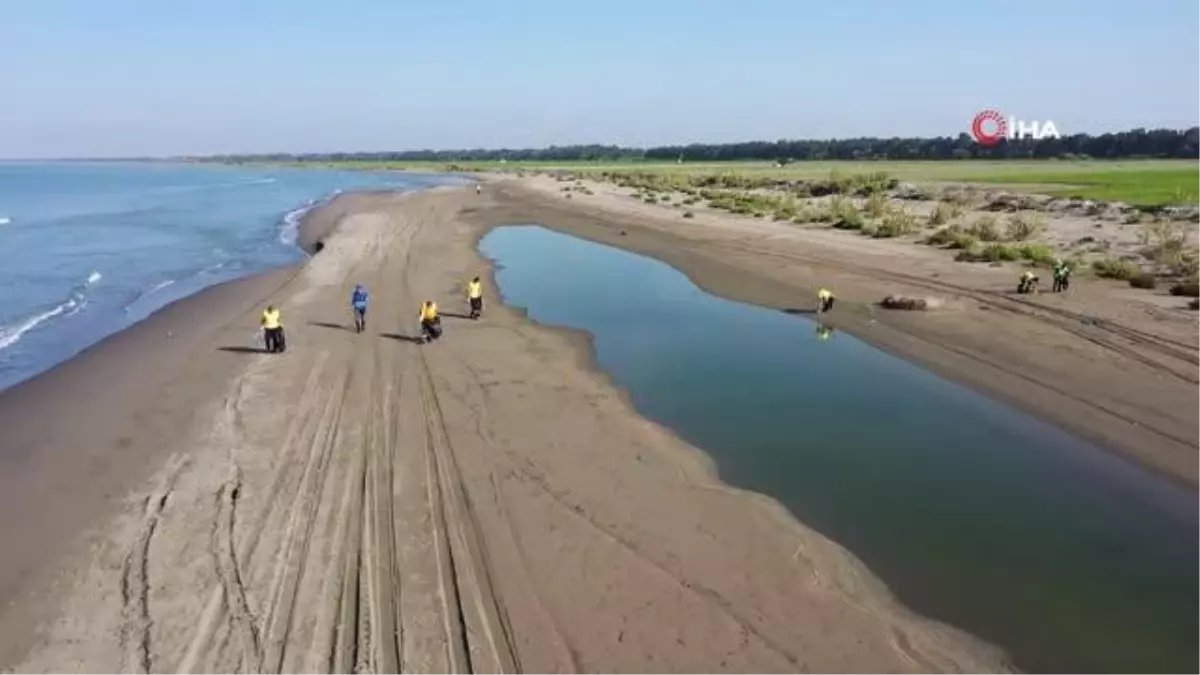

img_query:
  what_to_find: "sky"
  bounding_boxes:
[1,0,1197,158]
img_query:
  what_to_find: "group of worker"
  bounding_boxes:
[258,275,485,351]
[1019,259,1072,295]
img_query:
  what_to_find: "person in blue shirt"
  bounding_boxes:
[351,284,369,333]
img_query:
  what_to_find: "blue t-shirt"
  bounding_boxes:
[352,289,369,308]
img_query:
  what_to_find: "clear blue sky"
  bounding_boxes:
[2,0,1196,158]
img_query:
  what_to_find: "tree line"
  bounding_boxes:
[203,126,1199,164]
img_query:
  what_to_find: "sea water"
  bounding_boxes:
[0,162,462,390]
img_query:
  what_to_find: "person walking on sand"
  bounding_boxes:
[419,300,442,343]
[476,184,482,196]
[817,287,835,315]
[351,284,369,333]
[466,276,483,319]
[1052,259,1071,293]
[261,305,285,353]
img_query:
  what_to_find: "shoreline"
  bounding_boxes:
[0,182,1190,671]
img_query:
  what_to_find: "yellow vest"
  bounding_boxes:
[817,288,833,301]
[420,303,439,321]
[468,281,482,299]
[261,309,281,329]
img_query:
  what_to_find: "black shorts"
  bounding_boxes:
[470,297,482,311]
[354,305,367,316]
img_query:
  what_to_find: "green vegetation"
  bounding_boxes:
[1138,221,1200,276]
[1169,278,1199,297]
[925,225,979,250]
[252,156,1197,207]
[1005,212,1046,241]
[964,169,1198,206]
[1092,257,1142,280]
[874,209,919,238]
[968,215,1003,242]
[1128,272,1158,289]
[828,196,865,230]
[864,192,892,218]
[928,201,964,226]
[208,126,1196,166]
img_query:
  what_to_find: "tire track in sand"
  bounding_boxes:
[120,454,189,674]
[258,367,352,673]
[210,466,261,673]
[176,355,330,674]
[418,354,520,674]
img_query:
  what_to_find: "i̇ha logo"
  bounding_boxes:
[971,109,1060,146]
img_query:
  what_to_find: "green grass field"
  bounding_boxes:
[282,159,1198,206]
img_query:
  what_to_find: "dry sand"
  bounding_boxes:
[0,177,1192,674]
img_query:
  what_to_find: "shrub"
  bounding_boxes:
[925,225,979,251]
[969,215,1002,242]
[929,201,964,226]
[1092,257,1140,280]
[1139,221,1197,276]
[1018,243,1057,265]
[1129,273,1157,289]
[683,211,695,219]
[829,197,865,229]
[1169,278,1199,297]
[1006,213,1046,241]
[864,192,891,218]
[980,243,1021,262]
[875,209,919,238]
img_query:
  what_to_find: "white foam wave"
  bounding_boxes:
[123,278,177,313]
[279,204,313,246]
[277,189,346,247]
[0,272,99,352]
[0,217,10,226]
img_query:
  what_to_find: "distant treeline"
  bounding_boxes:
[203,127,1199,164]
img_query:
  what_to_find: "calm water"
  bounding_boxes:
[480,225,1198,674]
[0,162,462,390]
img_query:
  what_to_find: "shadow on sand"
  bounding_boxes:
[309,321,350,331]
[781,307,818,315]
[380,332,426,344]
[217,346,271,354]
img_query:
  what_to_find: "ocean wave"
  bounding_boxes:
[199,261,227,275]
[123,278,177,313]
[277,190,342,246]
[0,217,10,226]
[0,271,99,352]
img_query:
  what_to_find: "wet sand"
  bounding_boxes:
[0,178,1191,673]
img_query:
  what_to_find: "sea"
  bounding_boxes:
[0,162,462,391]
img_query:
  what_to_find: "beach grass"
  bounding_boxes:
[271,158,1197,206]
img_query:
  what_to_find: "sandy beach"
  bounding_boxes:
[0,178,1194,673]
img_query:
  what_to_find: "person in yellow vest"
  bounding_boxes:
[817,287,835,314]
[261,305,285,353]
[1018,269,1039,294]
[466,276,483,319]
[418,300,442,342]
